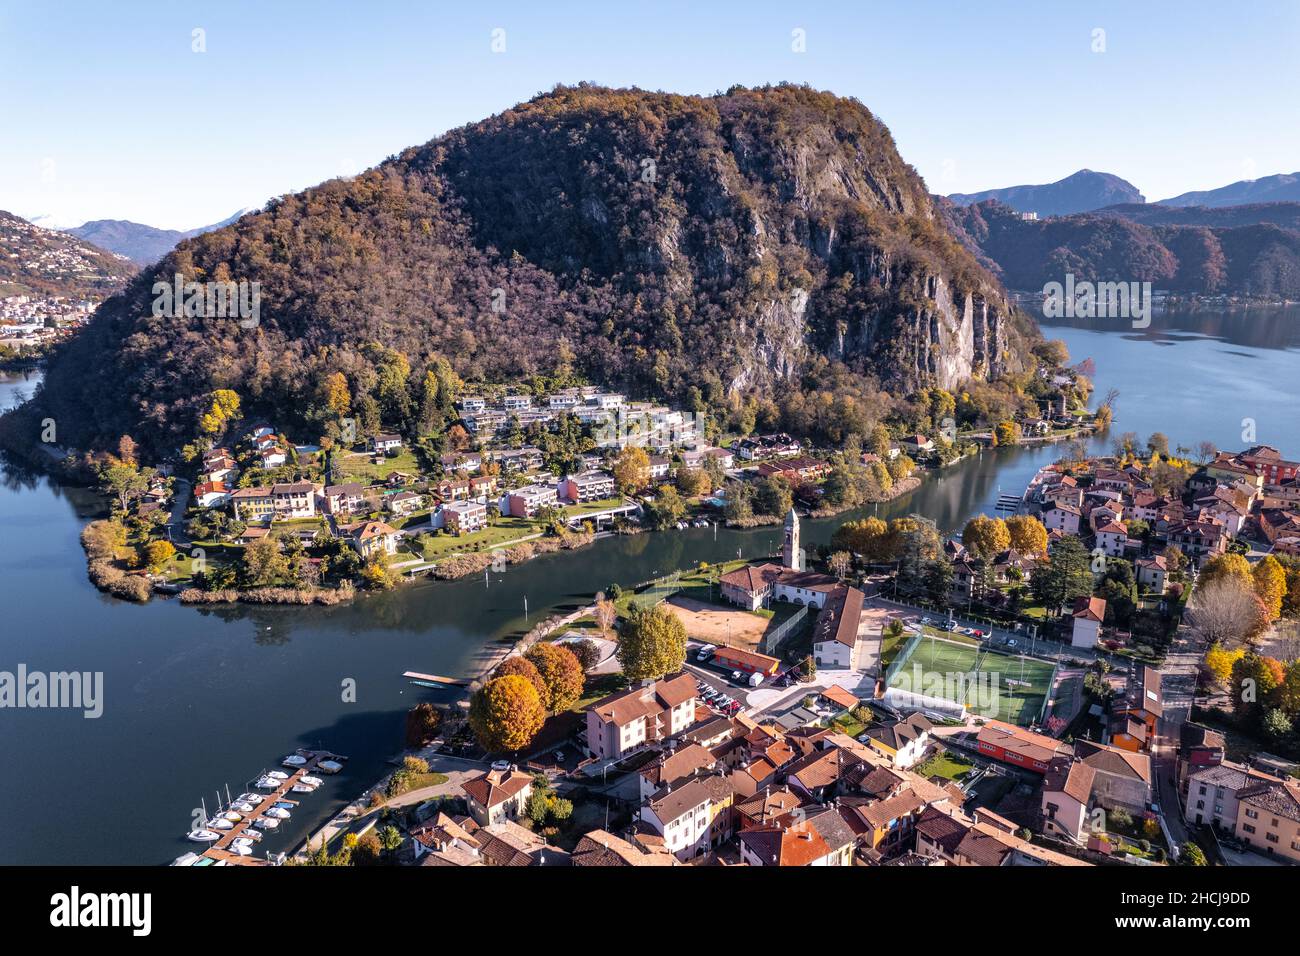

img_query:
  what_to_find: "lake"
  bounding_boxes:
[1,304,1298,864]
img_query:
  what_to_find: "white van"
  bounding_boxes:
[695,643,717,662]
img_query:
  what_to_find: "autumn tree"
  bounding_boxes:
[1187,577,1264,647]
[1203,642,1244,685]
[198,388,241,436]
[1230,653,1283,723]
[99,459,150,512]
[241,535,290,587]
[617,603,687,681]
[593,593,618,636]
[612,446,651,495]
[1005,515,1048,556]
[468,675,545,752]
[82,518,128,561]
[1253,555,1286,622]
[568,639,602,672]
[828,550,853,581]
[963,515,1011,561]
[404,702,442,747]
[525,643,585,712]
[1198,553,1252,590]
[494,656,547,700]
[143,539,177,572]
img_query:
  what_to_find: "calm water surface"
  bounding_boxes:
[1,305,1298,864]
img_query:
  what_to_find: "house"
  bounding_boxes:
[738,811,852,866]
[585,673,698,761]
[369,433,403,455]
[504,483,558,518]
[1074,741,1153,816]
[492,446,545,473]
[1109,665,1162,753]
[320,482,367,515]
[811,586,866,671]
[900,434,934,455]
[937,814,1089,866]
[638,743,718,800]
[680,446,733,471]
[436,477,470,502]
[570,829,678,866]
[259,446,288,469]
[474,820,568,867]
[441,500,487,536]
[755,456,831,484]
[1167,518,1228,568]
[1094,519,1129,558]
[410,812,482,866]
[342,520,400,559]
[502,394,532,411]
[557,470,616,504]
[648,455,671,481]
[386,490,424,516]
[1135,555,1168,594]
[1042,503,1082,535]
[1040,755,1096,843]
[271,481,318,518]
[976,720,1067,774]
[862,713,933,769]
[639,773,735,860]
[733,787,804,830]
[1176,723,1226,800]
[1071,595,1106,649]
[1184,760,1270,833]
[1234,778,1300,863]
[734,433,801,461]
[230,486,275,521]
[784,745,866,802]
[194,480,231,508]
[440,452,482,473]
[458,396,487,414]
[461,764,534,826]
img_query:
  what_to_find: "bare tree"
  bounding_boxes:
[1195,440,1218,465]
[1186,577,1257,646]
[593,593,618,637]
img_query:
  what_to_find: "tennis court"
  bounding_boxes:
[887,632,1055,725]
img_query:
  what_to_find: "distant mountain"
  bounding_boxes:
[938,198,1300,299]
[0,211,136,299]
[947,170,1145,217]
[1158,172,1300,208]
[66,209,255,265]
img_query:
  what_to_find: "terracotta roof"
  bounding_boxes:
[814,585,865,649]
[719,562,783,593]
[739,816,833,866]
[977,720,1067,766]
[820,685,861,710]
[571,829,677,866]
[915,806,970,855]
[591,673,697,728]
[640,743,717,790]
[734,787,803,826]
[1236,779,1300,823]
[644,774,734,825]
[786,745,865,792]
[462,767,533,809]
[1075,741,1152,784]
[1043,756,1095,804]
[864,713,934,752]
[1072,595,1107,622]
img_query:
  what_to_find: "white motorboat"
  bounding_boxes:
[237,792,261,804]
[187,829,221,843]
[254,817,280,830]
[171,852,201,866]
[282,754,308,767]
[232,802,256,814]
[291,783,318,793]
[317,760,343,774]
[222,811,243,822]
[265,807,291,820]
[239,828,263,843]
[228,842,252,856]
[266,770,289,780]
[231,837,257,850]
[255,776,281,789]
[299,775,323,787]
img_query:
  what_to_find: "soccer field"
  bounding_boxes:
[887,633,1055,725]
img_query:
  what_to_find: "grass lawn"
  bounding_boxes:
[564,496,630,518]
[337,448,423,482]
[830,708,872,738]
[571,673,628,712]
[614,558,753,616]
[407,517,540,560]
[385,771,450,798]
[914,750,975,782]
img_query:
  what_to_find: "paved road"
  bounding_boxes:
[1152,622,1204,852]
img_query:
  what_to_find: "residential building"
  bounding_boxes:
[271,481,318,518]
[1234,778,1300,862]
[504,483,558,518]
[558,470,616,504]
[976,720,1067,774]
[812,585,867,671]
[461,765,534,826]
[639,773,735,860]
[1135,555,1168,594]
[230,486,274,521]
[1074,741,1153,816]
[441,500,487,536]
[1071,595,1106,649]
[738,811,852,866]
[342,520,400,559]
[862,713,933,769]
[1041,755,1095,843]
[370,433,403,454]
[585,674,697,761]
[320,482,367,515]
[570,829,678,866]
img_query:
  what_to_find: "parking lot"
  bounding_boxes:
[684,641,791,718]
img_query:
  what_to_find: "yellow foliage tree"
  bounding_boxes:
[1252,555,1286,622]
[1005,515,1049,556]
[1204,642,1244,684]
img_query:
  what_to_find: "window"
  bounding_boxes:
[1246,808,1259,819]
[1243,824,1256,834]
[1266,832,1279,844]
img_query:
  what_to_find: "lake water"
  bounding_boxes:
[1,304,1298,865]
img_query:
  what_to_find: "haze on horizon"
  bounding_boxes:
[1,0,1296,231]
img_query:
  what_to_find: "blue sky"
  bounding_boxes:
[2,0,1296,229]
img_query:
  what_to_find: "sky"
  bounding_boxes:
[1,0,1297,230]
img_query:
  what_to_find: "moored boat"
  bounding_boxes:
[187,829,220,843]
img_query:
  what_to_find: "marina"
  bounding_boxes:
[174,749,347,866]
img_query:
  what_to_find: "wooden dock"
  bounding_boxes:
[197,749,347,865]
[402,671,470,687]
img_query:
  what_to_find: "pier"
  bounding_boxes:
[402,671,471,687]
[196,749,347,866]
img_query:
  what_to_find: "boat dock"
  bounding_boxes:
[196,749,348,866]
[402,671,471,687]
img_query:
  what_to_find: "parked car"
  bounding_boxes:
[696,643,717,662]
[730,670,743,682]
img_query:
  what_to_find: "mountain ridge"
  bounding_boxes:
[947,169,1145,216]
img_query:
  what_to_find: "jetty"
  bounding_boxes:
[402,671,471,687]
[194,749,348,866]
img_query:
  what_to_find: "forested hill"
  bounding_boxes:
[939,198,1300,298]
[19,84,1038,458]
